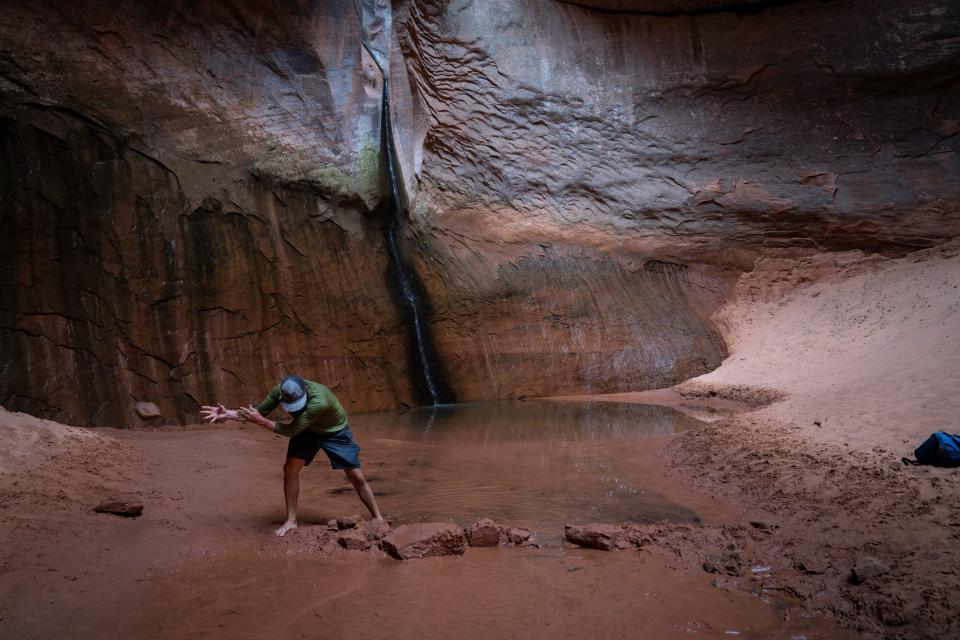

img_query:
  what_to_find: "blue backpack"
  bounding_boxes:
[903,432,960,467]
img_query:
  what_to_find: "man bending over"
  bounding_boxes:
[200,375,383,537]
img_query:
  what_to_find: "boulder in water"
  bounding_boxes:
[467,518,501,547]
[506,527,531,545]
[362,519,392,541]
[382,523,467,560]
[564,523,627,551]
[338,527,372,551]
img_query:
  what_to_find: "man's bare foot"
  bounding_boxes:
[274,521,298,537]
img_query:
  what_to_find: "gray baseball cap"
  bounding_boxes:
[280,375,308,412]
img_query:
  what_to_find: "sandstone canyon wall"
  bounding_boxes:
[1,0,957,425]
[0,1,420,426]
[395,0,959,401]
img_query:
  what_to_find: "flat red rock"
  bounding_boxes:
[381,523,467,560]
[564,523,626,551]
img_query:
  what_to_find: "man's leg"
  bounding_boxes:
[276,457,306,537]
[344,467,383,521]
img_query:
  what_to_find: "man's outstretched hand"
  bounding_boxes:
[237,405,272,430]
[199,403,238,424]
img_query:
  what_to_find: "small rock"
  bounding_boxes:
[795,558,828,575]
[361,519,392,541]
[326,519,339,531]
[381,523,467,560]
[93,500,143,517]
[337,515,362,530]
[564,523,627,551]
[711,575,739,592]
[506,527,531,545]
[337,528,372,551]
[749,520,777,532]
[134,402,161,420]
[614,537,633,550]
[467,518,501,547]
[888,461,902,472]
[622,523,654,548]
[849,556,890,585]
[702,545,742,576]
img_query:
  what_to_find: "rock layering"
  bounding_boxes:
[17,0,957,424]
[6,0,955,425]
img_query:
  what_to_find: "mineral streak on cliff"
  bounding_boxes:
[0,1,421,426]
[379,75,456,406]
[2,0,956,425]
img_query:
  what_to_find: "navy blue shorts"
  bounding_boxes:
[286,425,361,469]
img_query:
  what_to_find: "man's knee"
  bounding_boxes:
[283,458,304,476]
[344,468,365,487]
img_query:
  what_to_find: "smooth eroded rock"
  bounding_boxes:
[381,523,467,560]
[467,518,501,547]
[133,402,161,419]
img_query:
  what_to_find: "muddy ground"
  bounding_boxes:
[2,246,957,639]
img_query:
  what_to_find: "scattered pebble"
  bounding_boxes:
[849,556,890,585]
[93,500,143,517]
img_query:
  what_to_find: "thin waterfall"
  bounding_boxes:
[359,23,452,406]
[379,79,448,406]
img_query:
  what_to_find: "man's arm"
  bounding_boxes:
[236,405,280,434]
[199,403,242,423]
[238,400,325,438]
[254,385,282,417]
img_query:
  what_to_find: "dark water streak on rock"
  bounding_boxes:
[379,77,455,406]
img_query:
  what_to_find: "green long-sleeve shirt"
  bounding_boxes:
[256,379,348,437]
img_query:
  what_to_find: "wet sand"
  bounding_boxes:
[0,405,850,639]
[122,550,844,640]
[555,244,960,638]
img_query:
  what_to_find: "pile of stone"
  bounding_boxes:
[329,516,537,560]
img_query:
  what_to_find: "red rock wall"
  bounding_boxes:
[398,0,960,267]
[0,114,420,426]
[388,0,959,402]
[2,0,956,424]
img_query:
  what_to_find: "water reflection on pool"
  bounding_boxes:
[349,400,706,538]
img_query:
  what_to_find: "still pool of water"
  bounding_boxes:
[348,400,708,537]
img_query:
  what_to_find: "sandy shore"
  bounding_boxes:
[0,406,852,639]
[556,242,960,638]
